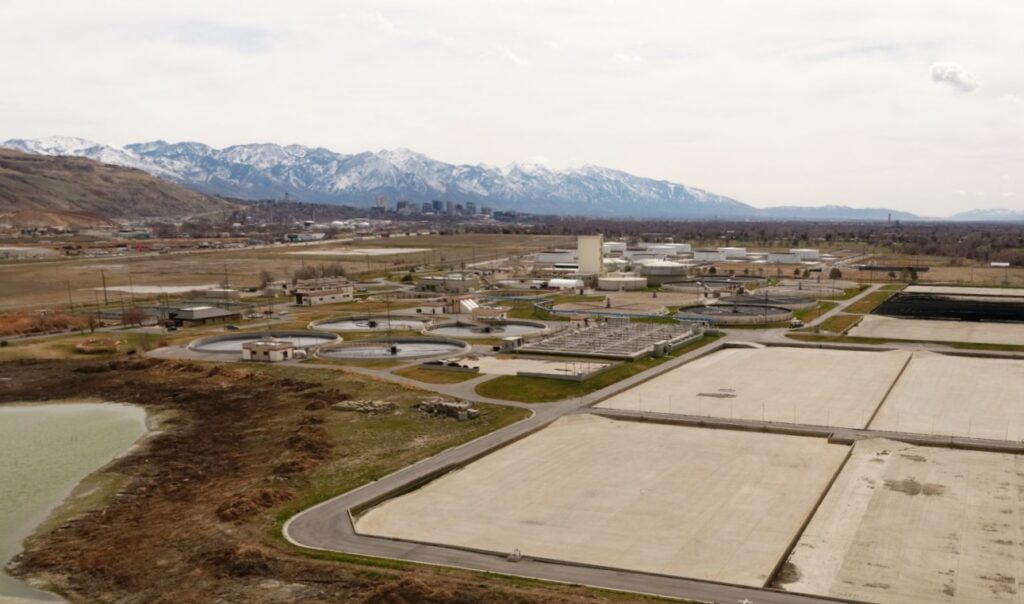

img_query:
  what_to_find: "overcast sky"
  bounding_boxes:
[1,1,1022,216]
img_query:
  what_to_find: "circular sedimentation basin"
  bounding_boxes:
[189,330,340,353]
[318,337,470,360]
[311,316,428,332]
[424,320,547,338]
[677,303,793,325]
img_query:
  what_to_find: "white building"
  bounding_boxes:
[577,235,604,275]
[602,241,627,254]
[241,339,295,362]
[293,277,355,305]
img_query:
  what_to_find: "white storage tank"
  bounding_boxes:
[602,241,627,254]
[597,275,648,291]
[639,260,689,285]
[717,246,748,260]
[548,278,585,290]
[535,249,576,264]
[650,244,680,256]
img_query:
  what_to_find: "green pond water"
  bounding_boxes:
[0,403,146,601]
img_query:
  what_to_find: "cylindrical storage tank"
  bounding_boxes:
[597,275,648,291]
[650,245,679,256]
[535,249,576,264]
[602,241,627,254]
[717,246,747,259]
[639,260,689,285]
[676,304,793,325]
[548,278,585,289]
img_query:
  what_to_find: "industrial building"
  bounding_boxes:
[160,305,241,326]
[519,319,702,360]
[416,273,480,294]
[601,241,627,255]
[576,235,604,275]
[241,339,296,362]
[293,277,355,306]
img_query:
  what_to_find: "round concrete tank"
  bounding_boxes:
[676,304,793,325]
[311,316,428,332]
[597,275,648,291]
[189,330,340,353]
[639,260,689,285]
[425,320,548,338]
[318,336,470,360]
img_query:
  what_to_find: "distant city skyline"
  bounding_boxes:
[1,1,1021,215]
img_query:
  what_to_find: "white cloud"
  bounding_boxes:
[0,1,1022,216]
[930,61,979,92]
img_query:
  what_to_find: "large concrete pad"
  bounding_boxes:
[783,438,1024,604]
[357,414,849,586]
[870,352,1024,440]
[850,315,1024,346]
[596,347,912,428]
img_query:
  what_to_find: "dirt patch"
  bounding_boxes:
[0,358,618,604]
[883,477,947,497]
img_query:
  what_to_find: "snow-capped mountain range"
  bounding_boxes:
[5,137,1021,221]
[2,137,751,218]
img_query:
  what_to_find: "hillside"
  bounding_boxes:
[0,148,236,227]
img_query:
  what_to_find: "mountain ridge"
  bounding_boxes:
[7,136,1015,221]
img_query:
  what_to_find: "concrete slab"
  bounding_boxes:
[782,438,1024,604]
[905,285,1024,298]
[467,356,610,377]
[869,352,1024,440]
[596,347,912,428]
[850,315,1024,346]
[356,414,849,586]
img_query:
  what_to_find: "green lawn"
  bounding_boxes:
[474,335,721,403]
[845,291,897,314]
[793,301,837,323]
[818,313,863,334]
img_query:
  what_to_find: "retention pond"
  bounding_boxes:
[0,402,147,601]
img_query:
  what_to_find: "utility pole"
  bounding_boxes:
[100,269,109,304]
[66,281,74,312]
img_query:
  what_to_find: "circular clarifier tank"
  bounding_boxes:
[189,330,340,353]
[677,304,793,325]
[318,337,469,360]
[424,320,547,338]
[312,316,427,332]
